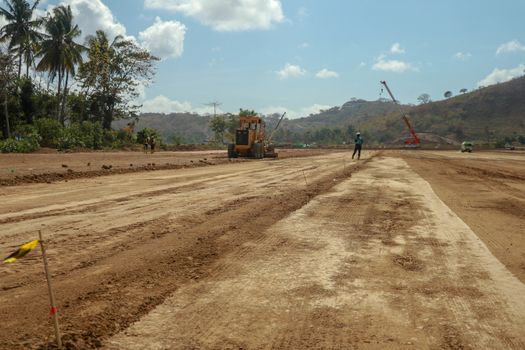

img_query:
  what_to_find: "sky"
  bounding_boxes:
[22,0,525,117]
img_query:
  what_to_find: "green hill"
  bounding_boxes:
[114,113,213,144]
[126,75,525,146]
[358,76,525,145]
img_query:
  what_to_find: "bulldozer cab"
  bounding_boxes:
[236,116,265,146]
[228,111,282,159]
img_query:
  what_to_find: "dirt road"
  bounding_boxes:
[402,150,525,283]
[1,150,524,349]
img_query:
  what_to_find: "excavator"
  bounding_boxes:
[380,80,421,148]
[228,111,286,159]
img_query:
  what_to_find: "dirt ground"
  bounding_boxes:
[0,149,524,349]
[0,149,330,186]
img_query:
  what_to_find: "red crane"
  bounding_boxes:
[380,80,421,147]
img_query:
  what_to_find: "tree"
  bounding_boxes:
[239,108,256,117]
[444,91,453,98]
[19,77,34,124]
[459,88,468,94]
[77,30,158,129]
[225,113,239,142]
[209,115,226,143]
[37,5,84,125]
[346,124,356,142]
[0,0,43,78]
[0,51,17,138]
[417,93,431,104]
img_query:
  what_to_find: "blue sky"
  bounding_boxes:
[37,0,525,117]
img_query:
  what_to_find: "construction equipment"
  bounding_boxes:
[228,112,286,159]
[461,141,473,153]
[380,80,421,148]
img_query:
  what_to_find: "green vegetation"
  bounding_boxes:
[209,115,227,143]
[0,0,159,152]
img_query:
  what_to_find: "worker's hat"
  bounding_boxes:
[356,132,361,135]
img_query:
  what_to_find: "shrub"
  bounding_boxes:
[57,121,104,150]
[0,136,40,153]
[136,128,162,145]
[34,118,63,147]
[0,124,42,153]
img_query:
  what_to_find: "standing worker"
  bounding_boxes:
[352,132,363,160]
[144,136,150,153]
[150,136,156,154]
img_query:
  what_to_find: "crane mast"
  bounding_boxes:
[380,80,421,147]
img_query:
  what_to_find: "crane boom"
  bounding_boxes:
[267,112,286,144]
[403,116,420,144]
[380,80,421,147]
[380,80,398,104]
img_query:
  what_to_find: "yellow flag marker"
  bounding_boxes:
[3,240,40,263]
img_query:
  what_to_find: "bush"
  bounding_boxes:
[0,124,42,153]
[136,128,162,145]
[58,121,103,150]
[0,136,40,153]
[34,118,63,147]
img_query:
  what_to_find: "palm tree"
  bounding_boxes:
[78,30,124,124]
[36,5,84,124]
[0,0,43,78]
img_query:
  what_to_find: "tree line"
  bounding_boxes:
[209,110,359,146]
[0,0,158,152]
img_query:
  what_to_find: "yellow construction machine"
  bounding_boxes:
[228,112,286,159]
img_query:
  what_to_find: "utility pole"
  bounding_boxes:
[205,101,222,117]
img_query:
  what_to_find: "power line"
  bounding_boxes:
[204,101,222,117]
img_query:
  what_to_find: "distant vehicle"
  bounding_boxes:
[228,112,286,159]
[504,143,515,150]
[461,141,473,153]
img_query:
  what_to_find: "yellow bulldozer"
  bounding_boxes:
[227,112,286,159]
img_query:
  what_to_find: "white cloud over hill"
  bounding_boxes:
[478,64,525,87]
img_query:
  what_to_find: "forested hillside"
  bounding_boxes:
[131,76,525,146]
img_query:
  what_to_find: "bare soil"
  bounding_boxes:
[401,150,525,283]
[0,150,524,349]
[0,149,329,186]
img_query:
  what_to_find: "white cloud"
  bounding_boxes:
[298,42,309,49]
[301,104,332,116]
[390,42,405,54]
[141,95,221,114]
[277,63,306,79]
[57,0,129,42]
[297,6,308,20]
[139,17,186,59]
[477,64,525,87]
[260,104,331,119]
[496,40,525,55]
[144,0,284,31]
[372,56,417,73]
[358,62,366,68]
[454,52,472,61]
[315,68,339,79]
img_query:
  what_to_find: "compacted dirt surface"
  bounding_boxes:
[0,150,524,349]
[401,150,525,283]
[0,149,329,186]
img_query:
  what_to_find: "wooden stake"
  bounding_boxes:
[302,170,308,186]
[38,230,62,349]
